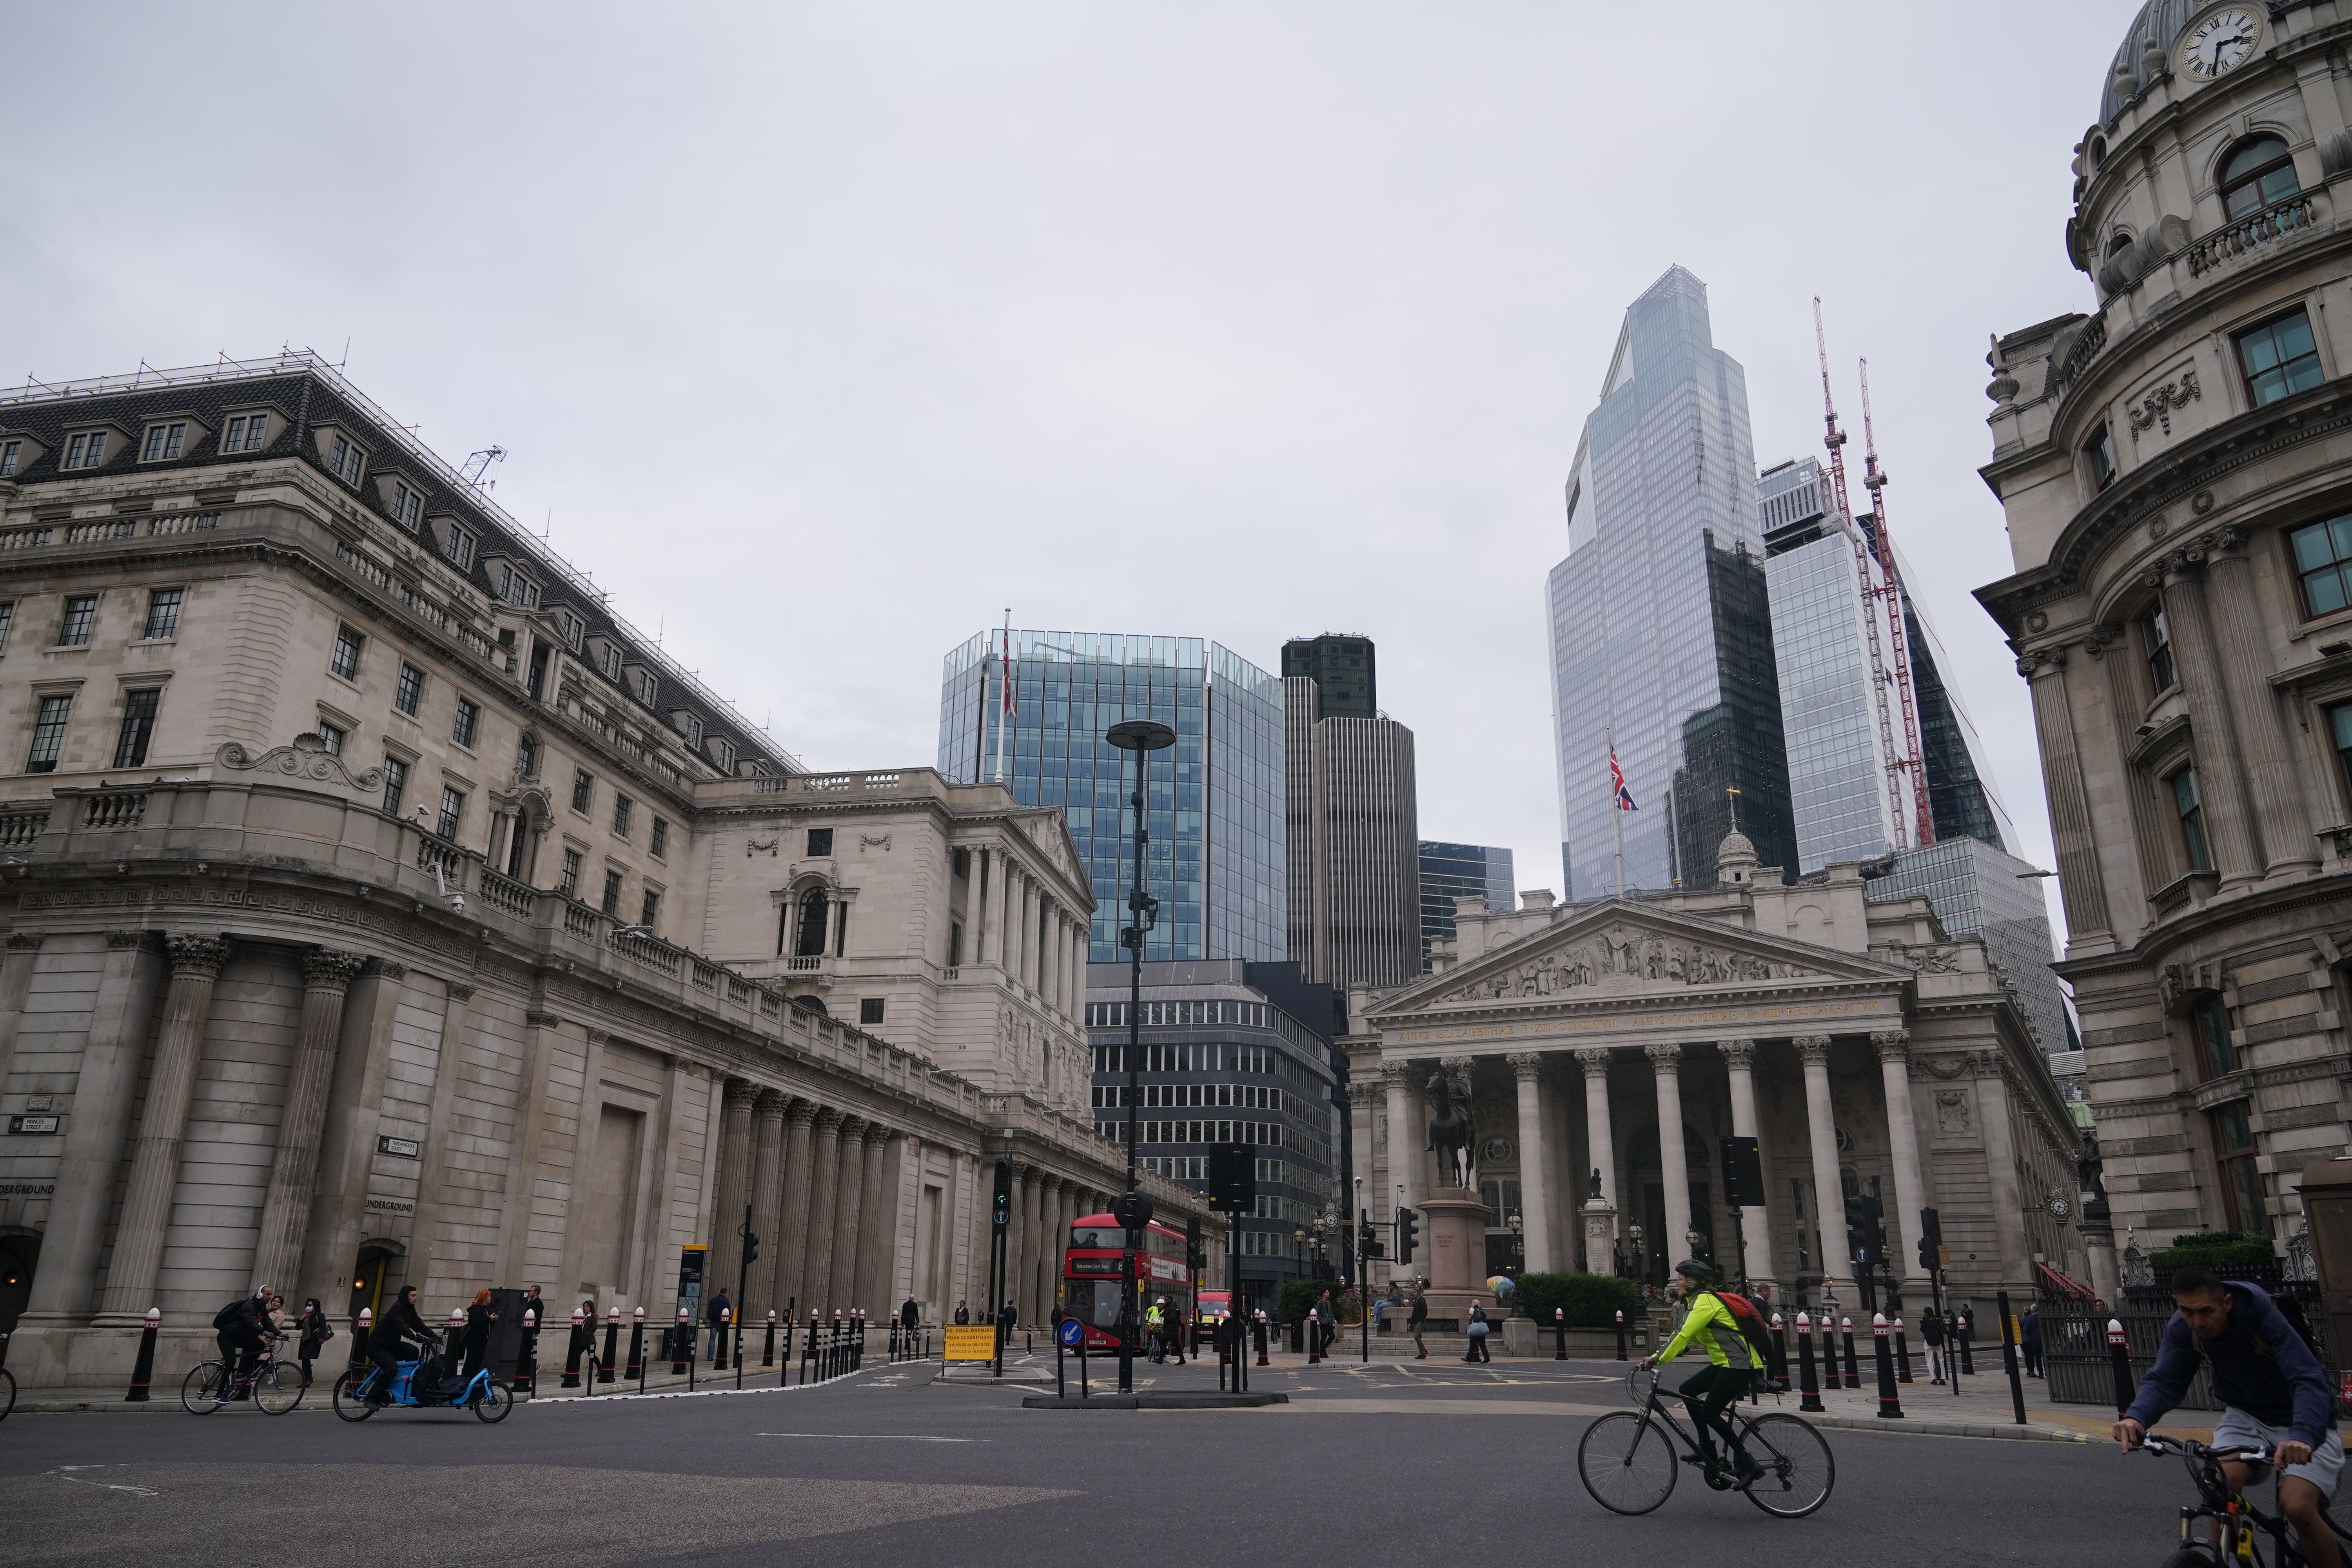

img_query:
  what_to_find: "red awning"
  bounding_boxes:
[2035,1261,2097,1301]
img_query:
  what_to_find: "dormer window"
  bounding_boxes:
[327,433,365,485]
[499,564,539,609]
[61,431,109,470]
[2221,135,2298,221]
[440,521,474,572]
[220,412,271,453]
[633,668,657,705]
[141,422,188,461]
[599,643,622,681]
[559,610,584,650]
[0,441,20,477]
[709,736,735,772]
[387,480,422,529]
[679,711,703,748]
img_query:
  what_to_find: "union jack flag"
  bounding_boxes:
[1610,745,1638,812]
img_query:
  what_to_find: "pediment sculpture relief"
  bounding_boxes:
[1435,924,1813,1004]
[218,733,385,792]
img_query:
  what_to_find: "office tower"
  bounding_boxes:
[1085,960,1341,1300]
[1547,265,1796,898]
[1866,836,2068,1060]
[938,631,1285,963]
[1417,841,1515,963]
[1281,633,1377,720]
[1282,650,1421,991]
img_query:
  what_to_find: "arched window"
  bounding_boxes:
[2221,135,2299,220]
[795,887,829,957]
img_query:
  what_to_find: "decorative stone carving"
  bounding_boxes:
[1875,940,1960,974]
[1506,1051,1543,1081]
[2129,367,2200,438]
[1933,1088,1974,1133]
[1575,1047,1612,1077]
[301,947,369,991]
[9,933,47,951]
[860,834,893,851]
[444,981,475,1002]
[1870,1029,1913,1063]
[1644,1042,1681,1070]
[746,837,780,857]
[216,732,385,792]
[1793,1035,1833,1065]
[1431,922,1813,1003]
[1717,1038,1756,1069]
[1379,1060,1414,1086]
[165,933,231,977]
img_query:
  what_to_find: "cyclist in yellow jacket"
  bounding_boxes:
[1643,1259,1765,1486]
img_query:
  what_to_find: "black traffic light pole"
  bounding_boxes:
[736,1204,759,1391]
[990,1158,1011,1379]
[1107,719,1172,1397]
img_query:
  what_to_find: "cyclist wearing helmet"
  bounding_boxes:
[1642,1259,1764,1486]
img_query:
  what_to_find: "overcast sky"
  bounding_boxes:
[1,2,2132,936]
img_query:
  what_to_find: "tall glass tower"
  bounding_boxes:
[1548,266,1795,898]
[938,630,1285,964]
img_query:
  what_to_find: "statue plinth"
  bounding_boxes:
[1582,1197,1617,1276]
[1417,1187,1495,1331]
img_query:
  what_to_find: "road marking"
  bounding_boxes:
[52,1467,161,1497]
[757,1433,975,1442]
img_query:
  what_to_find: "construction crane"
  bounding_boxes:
[1858,358,1934,851]
[460,445,506,489]
[1814,298,1916,853]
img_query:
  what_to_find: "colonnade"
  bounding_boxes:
[969,845,1087,1018]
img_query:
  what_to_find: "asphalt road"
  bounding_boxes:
[0,1357,2201,1567]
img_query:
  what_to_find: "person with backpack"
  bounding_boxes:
[1642,1259,1767,1487]
[1408,1282,1429,1360]
[1464,1300,1492,1363]
[2118,1267,2342,1568]
[1919,1308,1947,1383]
[212,1285,272,1400]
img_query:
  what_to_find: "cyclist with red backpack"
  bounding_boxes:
[1643,1259,1769,1488]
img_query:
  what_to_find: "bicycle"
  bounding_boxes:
[332,1348,512,1423]
[2138,1432,2352,1566]
[180,1333,302,1415]
[1577,1362,1835,1518]
[0,1363,14,1423]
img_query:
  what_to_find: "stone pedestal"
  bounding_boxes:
[1420,1187,1495,1331]
[1583,1198,1617,1275]
[1501,1316,1537,1358]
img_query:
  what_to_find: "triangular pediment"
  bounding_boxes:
[1368,898,1909,1018]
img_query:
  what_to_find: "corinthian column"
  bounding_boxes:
[1508,1054,1553,1275]
[97,934,231,1322]
[773,1099,818,1318]
[2207,530,2318,873]
[1873,1030,1931,1282]
[2019,648,2113,938]
[800,1108,845,1312]
[1646,1044,1693,1261]
[1577,1046,1617,1221]
[1381,1062,1420,1214]
[1795,1036,1854,1298]
[708,1078,756,1298]
[828,1117,871,1312]
[249,947,368,1296]
[1718,1038,1772,1286]
[748,1089,787,1318]
[2156,563,2261,885]
[855,1122,893,1315]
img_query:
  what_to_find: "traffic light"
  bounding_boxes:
[1846,1192,1884,1267]
[1396,1205,1419,1265]
[992,1157,1013,1228]
[1113,1188,1155,1234]
[1207,1143,1257,1211]
[742,1230,760,1268]
[1917,1205,1942,1272]
[1359,1219,1384,1260]
[1185,1216,1203,1272]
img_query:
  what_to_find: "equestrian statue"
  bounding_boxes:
[1425,1063,1476,1192]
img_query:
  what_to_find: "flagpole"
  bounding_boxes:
[1608,725,1626,900]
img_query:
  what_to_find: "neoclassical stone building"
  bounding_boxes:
[0,354,1204,1387]
[1343,831,2080,1310]
[1978,2,2352,1260]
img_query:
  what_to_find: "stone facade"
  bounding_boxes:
[1977,3,2352,1274]
[0,354,1208,1386]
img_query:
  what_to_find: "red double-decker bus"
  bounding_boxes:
[1061,1211,1192,1352]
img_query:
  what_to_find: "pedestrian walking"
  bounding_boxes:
[900,1296,921,1334]
[2021,1305,2043,1378]
[997,1299,1018,1352]
[953,1299,971,1325]
[1409,1281,1430,1359]
[1464,1301,1492,1363]
[297,1297,333,1386]
[571,1297,597,1373]
[1315,1289,1337,1356]
[1920,1307,1946,1383]
[521,1285,549,1333]
[706,1289,731,1359]
[461,1289,498,1381]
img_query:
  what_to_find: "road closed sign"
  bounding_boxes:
[943,1325,998,1363]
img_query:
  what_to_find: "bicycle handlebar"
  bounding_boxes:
[2140,1434,2276,1466]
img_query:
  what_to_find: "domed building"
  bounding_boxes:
[1979,2,2352,1279]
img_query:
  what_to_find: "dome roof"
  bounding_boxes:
[2099,0,2241,123]
[1716,828,1758,865]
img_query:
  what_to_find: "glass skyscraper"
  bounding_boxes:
[1417,840,1515,965]
[1548,265,1795,898]
[1865,835,2067,1059]
[938,630,1285,964]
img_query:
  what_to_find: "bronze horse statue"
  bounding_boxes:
[1426,1065,1475,1191]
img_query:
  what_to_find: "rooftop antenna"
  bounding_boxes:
[459,446,505,490]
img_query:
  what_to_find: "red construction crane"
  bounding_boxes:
[1858,356,1934,850]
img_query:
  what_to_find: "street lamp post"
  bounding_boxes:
[1508,1210,1527,1315]
[1108,717,1175,1397]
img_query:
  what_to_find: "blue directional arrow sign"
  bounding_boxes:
[1058,1318,1084,1349]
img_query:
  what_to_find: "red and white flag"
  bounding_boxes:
[1610,744,1638,812]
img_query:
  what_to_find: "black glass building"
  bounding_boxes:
[1281,634,1377,720]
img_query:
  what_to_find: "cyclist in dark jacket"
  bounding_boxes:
[215,1285,272,1399]
[366,1286,439,1405]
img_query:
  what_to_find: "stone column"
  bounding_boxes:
[1646,1044,1693,1263]
[1040,904,1059,1013]
[1508,1054,1553,1275]
[1379,1062,1417,1218]
[0,933,45,1100]
[96,934,231,1322]
[2088,626,2176,906]
[855,1122,893,1315]
[2208,530,2319,873]
[828,1117,870,1312]
[800,1108,845,1313]
[249,947,368,1296]
[772,1099,818,1319]
[20,934,162,1330]
[1873,1030,1931,1282]
[1577,1048,1618,1269]
[1718,1038,1773,1286]
[1795,1036,1854,1298]
[2019,648,2114,938]
[2156,564,2262,885]
[299,959,406,1312]
[748,1089,787,1317]
[996,1158,1026,1317]
[1018,1163,1045,1319]
[707,1078,756,1299]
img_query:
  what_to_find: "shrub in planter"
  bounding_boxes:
[2152,1231,2275,1270]
[1515,1271,1642,1328]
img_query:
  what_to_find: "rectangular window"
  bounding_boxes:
[451,697,480,748]
[62,432,106,470]
[56,596,96,647]
[393,663,425,716]
[601,869,624,915]
[612,793,633,836]
[2289,514,2352,617]
[112,688,159,768]
[2193,993,2238,1080]
[0,601,19,653]
[806,828,833,857]
[710,737,735,772]
[25,694,70,773]
[601,644,622,681]
[516,733,539,777]
[328,434,364,484]
[380,756,408,817]
[387,481,421,528]
[571,768,593,813]
[559,611,584,650]
[2141,606,2176,692]
[859,997,886,1025]
[436,785,464,840]
[2173,768,2213,873]
[140,588,183,641]
[2085,424,2117,490]
[2238,309,2326,407]
[141,423,187,461]
[499,565,539,609]
[331,625,363,681]
[442,523,474,571]
[0,440,19,477]
[2213,1100,2264,1230]
[650,816,668,857]
[221,414,269,453]
[680,712,703,748]
[318,722,345,756]
[559,848,582,898]
[640,888,661,929]
[634,668,657,704]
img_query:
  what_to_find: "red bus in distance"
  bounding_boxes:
[1062,1211,1192,1352]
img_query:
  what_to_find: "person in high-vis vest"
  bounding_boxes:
[1643,1259,1766,1486]
[1145,1299,1168,1363]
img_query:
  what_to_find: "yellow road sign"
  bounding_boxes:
[943,1325,998,1363]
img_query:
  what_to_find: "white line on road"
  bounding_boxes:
[757,1433,975,1441]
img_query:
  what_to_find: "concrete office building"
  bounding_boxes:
[1417,841,1516,966]
[1282,638,1421,992]
[1864,835,2073,1068]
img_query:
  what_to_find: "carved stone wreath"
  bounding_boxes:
[217,733,385,792]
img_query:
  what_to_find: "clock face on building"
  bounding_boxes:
[2047,1195,2074,1220]
[2180,10,2260,79]
[1481,1137,1515,1165]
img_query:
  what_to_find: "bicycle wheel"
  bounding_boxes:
[331,1368,379,1422]
[180,1362,227,1414]
[2157,1547,2219,1568]
[1578,1411,1680,1515]
[473,1380,513,1424]
[0,1366,14,1423]
[1740,1413,1835,1518]
[252,1363,302,1415]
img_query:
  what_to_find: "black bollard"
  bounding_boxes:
[124,1306,161,1402]
[1769,1312,1789,1392]
[1894,1316,1913,1383]
[1614,1308,1628,1361]
[2107,1316,2134,1417]
[350,1308,374,1378]
[713,1307,731,1371]
[1997,1289,2027,1426]
[1255,1312,1269,1368]
[601,1308,620,1384]
[672,1308,691,1376]
[516,1308,539,1397]
[1840,1316,1860,1389]
[764,1310,777,1368]
[1555,1307,1568,1360]
[562,1308,585,1389]
[625,1307,646,1383]
[1797,1312,1824,1413]
[1056,1322,1066,1399]
[1958,1312,1977,1376]
[1873,1313,1904,1419]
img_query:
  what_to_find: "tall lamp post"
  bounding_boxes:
[1108,717,1175,1396]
